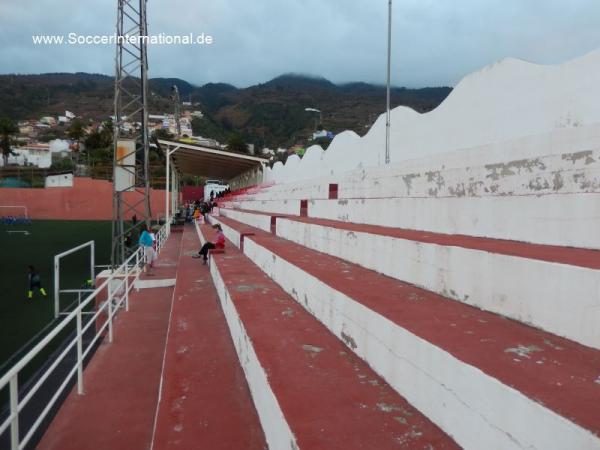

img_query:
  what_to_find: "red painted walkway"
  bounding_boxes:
[229,207,600,269]
[216,215,600,437]
[37,233,182,450]
[201,224,459,449]
[152,225,265,450]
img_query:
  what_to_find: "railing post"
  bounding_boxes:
[76,308,84,395]
[125,272,130,312]
[107,284,114,343]
[54,257,60,319]
[10,374,18,450]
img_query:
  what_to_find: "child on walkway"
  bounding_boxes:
[139,224,155,275]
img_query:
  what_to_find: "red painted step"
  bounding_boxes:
[152,225,266,450]
[226,207,600,269]
[202,224,459,449]
[215,215,600,438]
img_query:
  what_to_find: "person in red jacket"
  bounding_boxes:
[195,224,225,264]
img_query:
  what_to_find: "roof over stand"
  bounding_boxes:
[157,139,269,181]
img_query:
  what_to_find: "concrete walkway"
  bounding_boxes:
[151,225,265,450]
[37,233,183,450]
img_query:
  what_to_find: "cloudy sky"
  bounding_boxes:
[0,0,599,88]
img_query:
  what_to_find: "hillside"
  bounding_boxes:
[0,72,451,148]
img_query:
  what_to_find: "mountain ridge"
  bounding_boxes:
[0,72,452,148]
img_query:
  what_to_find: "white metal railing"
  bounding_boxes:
[54,241,95,319]
[0,224,170,450]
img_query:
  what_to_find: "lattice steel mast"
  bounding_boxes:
[111,0,152,266]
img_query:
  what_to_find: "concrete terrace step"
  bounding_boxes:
[196,224,459,450]
[218,207,600,349]
[219,207,600,268]
[221,192,600,249]
[152,225,266,450]
[209,215,600,450]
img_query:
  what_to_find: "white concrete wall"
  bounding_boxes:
[221,199,301,216]
[228,126,600,250]
[244,125,600,203]
[220,208,273,233]
[265,50,600,183]
[239,236,600,450]
[275,218,600,349]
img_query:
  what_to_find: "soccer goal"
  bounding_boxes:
[0,205,28,218]
[0,205,31,226]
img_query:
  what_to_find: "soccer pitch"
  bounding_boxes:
[0,220,112,368]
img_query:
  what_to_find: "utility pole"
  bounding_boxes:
[111,0,152,267]
[385,0,392,165]
[172,85,181,137]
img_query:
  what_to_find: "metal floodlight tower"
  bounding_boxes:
[111,0,152,267]
[171,85,181,137]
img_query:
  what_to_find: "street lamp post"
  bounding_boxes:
[305,107,322,130]
[385,0,392,165]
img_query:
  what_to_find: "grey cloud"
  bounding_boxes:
[0,0,599,87]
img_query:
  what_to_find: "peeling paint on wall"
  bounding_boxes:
[562,150,595,165]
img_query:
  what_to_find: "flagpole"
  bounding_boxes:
[385,0,392,165]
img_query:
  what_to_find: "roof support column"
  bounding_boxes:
[164,145,180,234]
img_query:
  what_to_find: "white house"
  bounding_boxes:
[0,143,52,168]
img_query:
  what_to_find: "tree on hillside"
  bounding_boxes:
[84,120,114,166]
[85,120,113,150]
[100,120,114,147]
[191,115,227,142]
[153,128,174,140]
[67,119,85,142]
[226,133,248,153]
[0,117,18,167]
[67,119,86,164]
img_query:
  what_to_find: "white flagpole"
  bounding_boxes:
[385,0,392,165]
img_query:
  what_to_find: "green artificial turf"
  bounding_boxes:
[0,220,112,371]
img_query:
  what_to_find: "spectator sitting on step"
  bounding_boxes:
[194,224,225,264]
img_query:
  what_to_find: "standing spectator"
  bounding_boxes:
[149,227,157,269]
[138,224,155,275]
[200,202,208,222]
[194,224,225,265]
[27,265,47,299]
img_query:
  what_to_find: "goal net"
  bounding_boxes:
[0,206,30,225]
